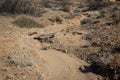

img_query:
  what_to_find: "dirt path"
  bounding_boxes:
[18,31,101,80]
[18,34,91,80]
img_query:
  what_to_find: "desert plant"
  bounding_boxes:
[55,16,63,23]
[12,17,43,28]
[49,16,63,24]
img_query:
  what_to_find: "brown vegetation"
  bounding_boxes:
[0,0,46,16]
[12,17,43,28]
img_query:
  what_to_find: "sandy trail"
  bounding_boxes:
[18,34,90,80]
[39,50,89,80]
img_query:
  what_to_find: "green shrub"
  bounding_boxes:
[12,17,43,28]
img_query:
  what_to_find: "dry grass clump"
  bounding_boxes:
[12,17,43,28]
[49,16,63,24]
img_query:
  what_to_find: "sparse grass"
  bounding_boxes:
[12,17,43,28]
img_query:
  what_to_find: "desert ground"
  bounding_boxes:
[0,0,120,80]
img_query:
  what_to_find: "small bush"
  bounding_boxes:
[49,16,63,24]
[12,17,43,28]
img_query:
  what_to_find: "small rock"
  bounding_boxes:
[34,34,54,43]
[79,66,85,71]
